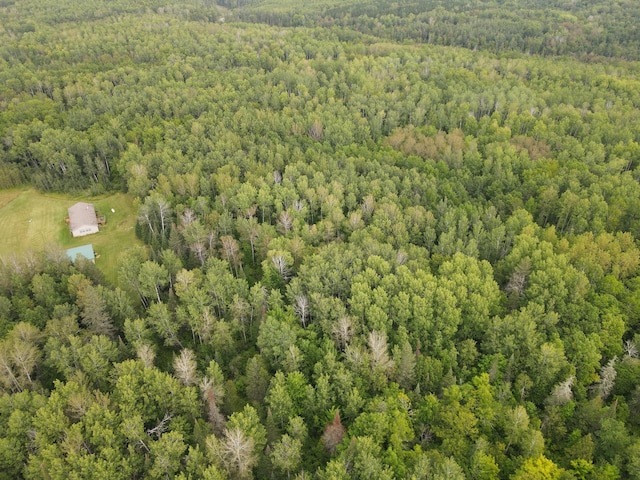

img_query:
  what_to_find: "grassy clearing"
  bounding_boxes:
[0,190,22,210]
[0,187,144,285]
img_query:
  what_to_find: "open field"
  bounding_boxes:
[0,188,144,285]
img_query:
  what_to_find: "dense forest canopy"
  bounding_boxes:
[0,0,639,478]
[226,0,640,61]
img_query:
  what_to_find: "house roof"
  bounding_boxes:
[68,202,97,231]
[66,244,95,262]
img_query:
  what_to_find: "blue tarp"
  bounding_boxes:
[66,244,95,262]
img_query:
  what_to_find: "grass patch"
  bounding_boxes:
[0,190,22,210]
[0,187,144,286]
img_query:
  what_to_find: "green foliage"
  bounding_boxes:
[511,455,564,480]
[0,0,639,477]
[233,0,640,61]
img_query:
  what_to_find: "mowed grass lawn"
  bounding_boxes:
[0,188,144,285]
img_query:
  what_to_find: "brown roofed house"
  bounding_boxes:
[68,202,99,237]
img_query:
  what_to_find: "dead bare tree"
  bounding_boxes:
[361,194,375,220]
[278,210,294,234]
[368,330,393,374]
[294,294,310,328]
[180,208,197,227]
[146,413,174,439]
[191,241,207,266]
[136,343,156,367]
[624,339,638,358]
[271,254,290,280]
[547,376,575,406]
[231,296,250,343]
[173,349,198,386]
[506,258,532,296]
[595,357,617,399]
[200,377,226,435]
[220,235,242,277]
[209,427,257,479]
[331,316,353,351]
